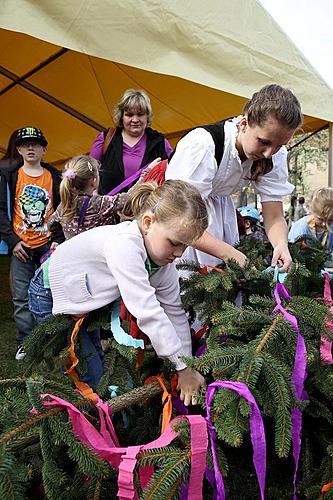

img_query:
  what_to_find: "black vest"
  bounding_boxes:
[99,127,168,195]
[169,118,272,175]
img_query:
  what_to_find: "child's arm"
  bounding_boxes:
[154,265,206,404]
[262,201,291,272]
[192,230,247,267]
[47,205,61,231]
[105,234,195,370]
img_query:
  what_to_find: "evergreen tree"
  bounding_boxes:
[0,240,333,499]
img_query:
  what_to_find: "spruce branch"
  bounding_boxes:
[255,315,280,354]
[0,380,166,446]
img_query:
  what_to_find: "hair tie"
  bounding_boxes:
[63,169,76,180]
[151,199,160,214]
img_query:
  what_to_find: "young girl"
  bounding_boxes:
[29,180,208,405]
[288,188,333,249]
[165,84,303,272]
[48,155,126,239]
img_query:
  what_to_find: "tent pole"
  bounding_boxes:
[329,123,333,187]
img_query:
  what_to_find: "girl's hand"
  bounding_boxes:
[137,157,162,183]
[177,367,206,406]
[271,242,292,272]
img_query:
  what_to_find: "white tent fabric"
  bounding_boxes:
[0,0,332,163]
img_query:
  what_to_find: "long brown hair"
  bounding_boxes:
[243,84,303,130]
[243,84,303,181]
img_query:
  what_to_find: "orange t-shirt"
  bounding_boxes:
[12,168,54,249]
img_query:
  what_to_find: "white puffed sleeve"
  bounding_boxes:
[251,146,294,202]
[165,128,218,198]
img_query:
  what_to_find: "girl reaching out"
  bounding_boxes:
[29,180,208,405]
[165,84,303,272]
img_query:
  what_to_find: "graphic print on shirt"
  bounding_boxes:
[18,184,51,235]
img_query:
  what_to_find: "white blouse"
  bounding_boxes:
[166,116,294,202]
[166,116,294,266]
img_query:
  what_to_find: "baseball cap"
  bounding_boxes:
[15,127,48,147]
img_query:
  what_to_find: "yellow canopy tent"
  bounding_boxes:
[0,0,332,165]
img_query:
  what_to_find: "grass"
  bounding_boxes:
[0,255,25,377]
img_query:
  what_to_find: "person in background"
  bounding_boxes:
[29,180,207,403]
[288,187,333,249]
[238,206,268,241]
[48,155,128,239]
[293,196,308,222]
[90,89,172,195]
[0,129,22,170]
[165,84,303,272]
[0,127,63,360]
[0,130,22,257]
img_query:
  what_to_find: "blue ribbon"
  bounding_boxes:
[263,265,287,284]
[111,299,144,349]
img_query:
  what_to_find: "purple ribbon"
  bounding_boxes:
[107,164,148,196]
[206,381,266,500]
[272,283,307,500]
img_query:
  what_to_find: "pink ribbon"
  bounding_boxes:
[272,283,307,500]
[321,273,333,364]
[39,394,207,499]
[205,381,266,500]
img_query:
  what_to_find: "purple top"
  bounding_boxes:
[89,131,172,179]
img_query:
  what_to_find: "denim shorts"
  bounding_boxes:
[28,266,53,322]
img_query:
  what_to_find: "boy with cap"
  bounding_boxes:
[0,127,63,360]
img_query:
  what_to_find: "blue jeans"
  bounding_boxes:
[28,266,104,389]
[11,243,50,344]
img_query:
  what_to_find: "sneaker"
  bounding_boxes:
[15,344,26,361]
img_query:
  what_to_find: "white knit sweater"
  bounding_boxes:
[48,220,192,370]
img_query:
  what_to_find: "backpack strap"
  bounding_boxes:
[169,119,231,166]
[102,128,116,157]
[201,119,226,166]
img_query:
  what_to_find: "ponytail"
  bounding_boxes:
[60,155,100,223]
[120,179,208,244]
[121,182,159,220]
[248,158,274,182]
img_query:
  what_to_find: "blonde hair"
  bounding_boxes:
[60,155,100,223]
[311,188,333,227]
[121,180,208,245]
[113,89,152,128]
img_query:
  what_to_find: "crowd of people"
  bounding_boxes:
[1,84,331,405]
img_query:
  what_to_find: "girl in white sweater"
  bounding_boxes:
[29,180,207,405]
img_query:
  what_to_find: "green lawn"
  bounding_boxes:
[0,255,23,377]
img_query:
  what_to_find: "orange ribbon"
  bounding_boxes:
[64,315,98,404]
[321,481,333,497]
[144,375,172,432]
[199,264,224,275]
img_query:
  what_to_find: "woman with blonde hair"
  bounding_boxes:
[89,89,172,195]
[288,187,333,248]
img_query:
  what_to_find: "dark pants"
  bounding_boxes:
[28,266,104,389]
[11,243,50,344]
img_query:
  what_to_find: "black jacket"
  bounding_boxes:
[0,162,64,252]
[99,127,168,195]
